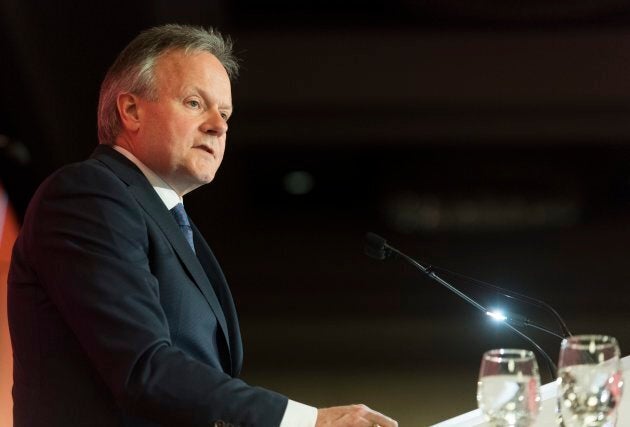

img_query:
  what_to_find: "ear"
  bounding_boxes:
[116,92,141,132]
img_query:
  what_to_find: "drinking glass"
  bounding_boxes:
[477,349,542,426]
[557,335,623,427]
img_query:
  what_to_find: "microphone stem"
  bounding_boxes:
[502,320,558,380]
[392,248,489,314]
[431,265,572,337]
[540,301,573,338]
[522,319,565,340]
[390,246,558,380]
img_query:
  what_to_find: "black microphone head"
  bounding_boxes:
[364,232,389,260]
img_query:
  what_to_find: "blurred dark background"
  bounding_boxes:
[3,0,630,424]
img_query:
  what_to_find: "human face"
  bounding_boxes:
[133,50,233,195]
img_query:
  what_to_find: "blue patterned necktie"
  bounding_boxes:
[170,203,195,253]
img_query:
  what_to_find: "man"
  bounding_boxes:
[8,24,398,427]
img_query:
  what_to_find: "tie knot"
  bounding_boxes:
[170,203,191,227]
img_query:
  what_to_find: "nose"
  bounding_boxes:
[200,108,228,137]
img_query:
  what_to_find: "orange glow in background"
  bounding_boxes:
[0,184,17,427]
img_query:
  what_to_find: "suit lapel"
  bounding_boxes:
[91,146,231,360]
[191,221,243,376]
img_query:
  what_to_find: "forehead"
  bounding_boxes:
[153,49,231,96]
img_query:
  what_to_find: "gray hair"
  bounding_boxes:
[97,24,239,145]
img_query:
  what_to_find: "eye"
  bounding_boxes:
[220,112,230,121]
[186,99,202,109]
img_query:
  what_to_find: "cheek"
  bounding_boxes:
[216,146,226,162]
[217,139,227,158]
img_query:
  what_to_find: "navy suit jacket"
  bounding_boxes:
[8,145,288,426]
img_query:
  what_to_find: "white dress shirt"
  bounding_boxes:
[112,145,318,427]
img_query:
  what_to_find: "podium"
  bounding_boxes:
[432,355,630,426]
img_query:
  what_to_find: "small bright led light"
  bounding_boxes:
[486,310,507,321]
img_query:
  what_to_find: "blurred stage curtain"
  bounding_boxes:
[0,183,17,427]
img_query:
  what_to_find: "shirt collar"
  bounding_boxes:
[112,145,183,210]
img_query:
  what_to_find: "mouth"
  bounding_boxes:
[194,145,215,157]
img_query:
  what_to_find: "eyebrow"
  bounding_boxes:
[193,86,233,115]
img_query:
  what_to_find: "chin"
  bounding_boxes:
[188,167,217,184]
[198,173,216,184]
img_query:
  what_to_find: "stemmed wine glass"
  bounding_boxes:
[477,349,542,426]
[557,335,623,427]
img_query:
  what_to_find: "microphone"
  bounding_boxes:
[364,232,390,260]
[365,232,562,378]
